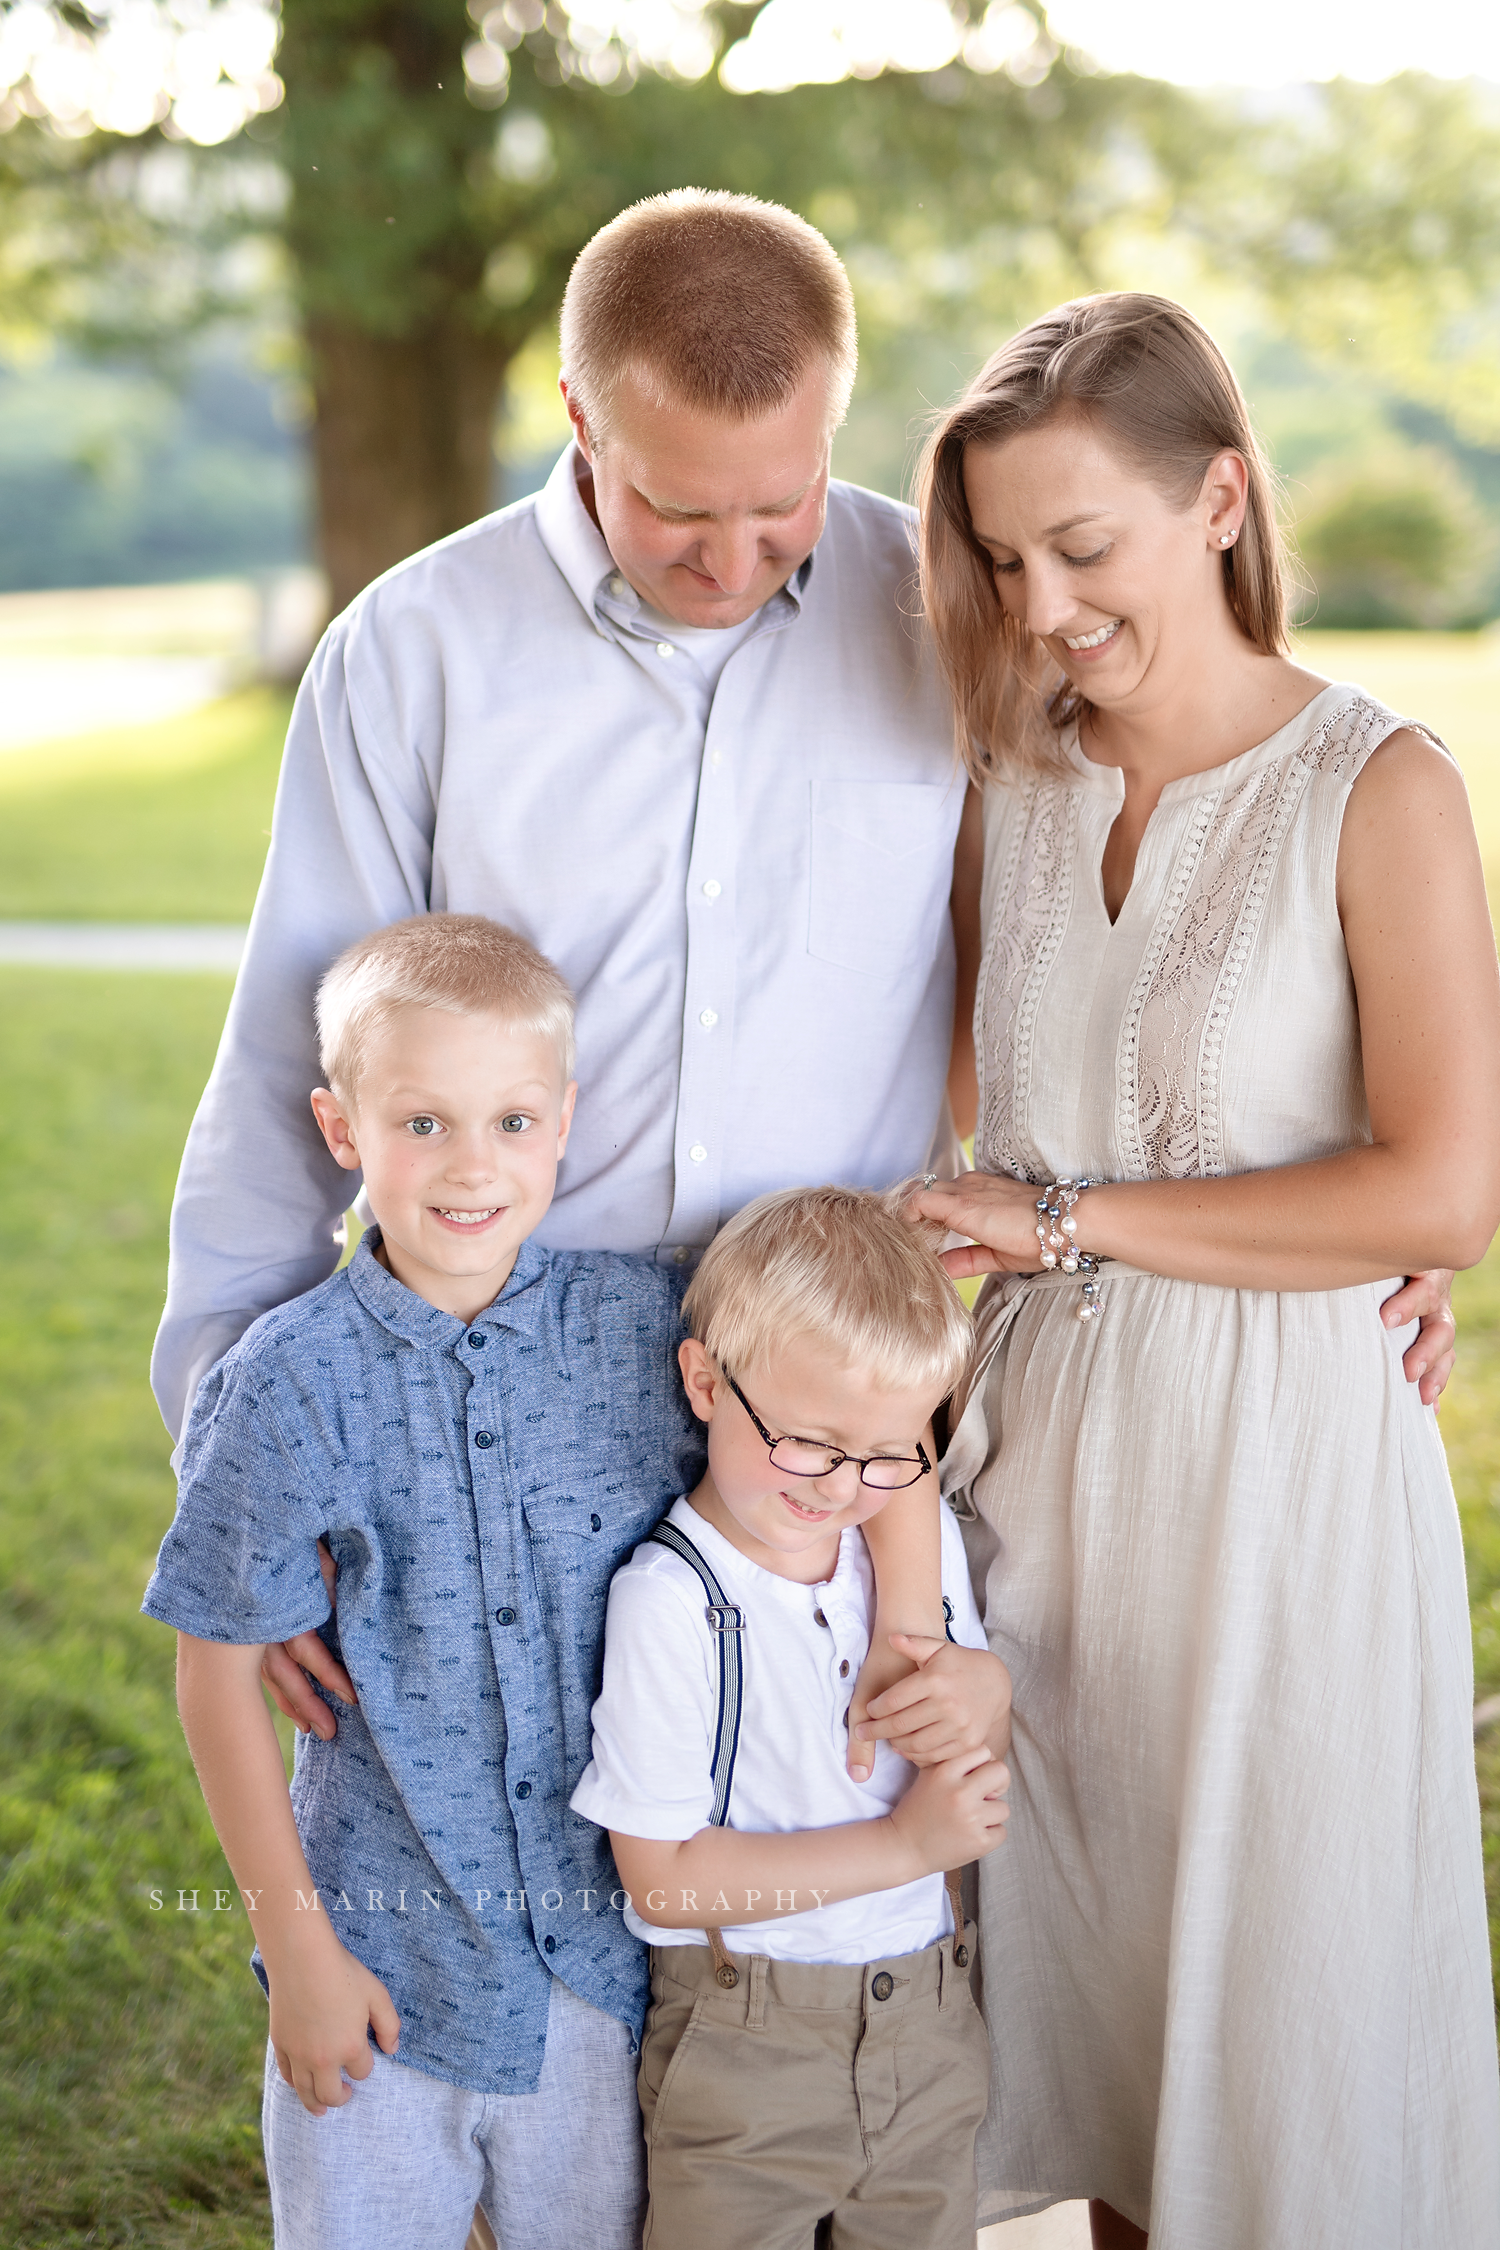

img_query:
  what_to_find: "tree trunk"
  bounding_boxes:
[307,312,515,618]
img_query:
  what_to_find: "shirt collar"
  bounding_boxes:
[345,1228,551,1348]
[532,440,817,635]
[533,444,621,637]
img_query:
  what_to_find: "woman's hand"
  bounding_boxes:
[906,1171,1046,1281]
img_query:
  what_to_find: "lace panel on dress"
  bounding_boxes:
[1118,693,1415,1180]
[975,780,1079,1183]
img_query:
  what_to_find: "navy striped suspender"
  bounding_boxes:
[648,1520,744,1828]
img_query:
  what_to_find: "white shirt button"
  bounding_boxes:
[688,1144,708,1163]
[709,749,723,766]
[608,575,627,598]
[701,879,721,899]
[673,1245,691,1265]
[698,1008,718,1028]
[656,641,675,658]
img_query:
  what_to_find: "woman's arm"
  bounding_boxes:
[610,1742,1009,1929]
[918,734,1500,1292]
[176,1634,399,2113]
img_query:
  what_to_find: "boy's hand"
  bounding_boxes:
[268,1928,400,2116]
[856,1635,1012,1767]
[261,1541,357,1740]
[889,1745,1010,1875]
[846,1631,929,1783]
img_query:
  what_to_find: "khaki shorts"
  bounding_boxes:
[639,1924,990,2250]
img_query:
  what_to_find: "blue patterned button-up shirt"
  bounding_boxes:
[143,1232,702,2094]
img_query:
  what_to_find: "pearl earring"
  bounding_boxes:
[1219,532,1232,547]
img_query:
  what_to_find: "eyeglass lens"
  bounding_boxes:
[766,1436,924,1489]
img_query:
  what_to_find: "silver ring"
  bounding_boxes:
[920,1172,938,1190]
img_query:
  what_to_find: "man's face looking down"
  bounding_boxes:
[561,362,835,630]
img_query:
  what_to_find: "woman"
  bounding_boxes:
[910,295,1500,2249]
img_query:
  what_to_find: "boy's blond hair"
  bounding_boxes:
[316,914,575,1103]
[560,188,857,442]
[683,1185,973,1400]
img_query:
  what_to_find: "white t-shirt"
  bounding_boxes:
[570,1495,989,1965]
[632,601,764,694]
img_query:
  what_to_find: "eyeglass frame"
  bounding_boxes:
[723,1371,932,1490]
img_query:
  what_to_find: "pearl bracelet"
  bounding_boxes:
[1034,1177,1104,1322]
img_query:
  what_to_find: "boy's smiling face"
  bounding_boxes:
[311,1003,576,1322]
[679,1338,940,1586]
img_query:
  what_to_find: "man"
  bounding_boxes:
[153,189,969,1693]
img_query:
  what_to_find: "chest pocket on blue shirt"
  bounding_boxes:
[807,779,956,979]
[522,1485,667,1558]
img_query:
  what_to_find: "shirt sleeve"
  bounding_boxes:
[141,1349,333,1645]
[939,1503,989,1652]
[150,609,441,1443]
[569,1558,719,1842]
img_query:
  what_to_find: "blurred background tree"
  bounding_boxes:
[1293,445,1496,628]
[3,0,1500,622]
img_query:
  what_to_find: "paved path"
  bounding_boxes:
[0,922,246,971]
[0,655,232,749]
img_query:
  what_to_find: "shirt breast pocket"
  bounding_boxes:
[522,1485,668,1563]
[807,779,956,979]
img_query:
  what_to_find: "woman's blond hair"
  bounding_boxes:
[316,913,574,1104]
[917,292,1292,782]
[683,1184,973,1401]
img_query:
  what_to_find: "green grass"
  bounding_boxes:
[2,637,1499,2240]
[0,691,289,923]
[0,970,274,2248]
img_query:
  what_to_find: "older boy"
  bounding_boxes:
[143,915,703,2249]
[572,1188,1012,2250]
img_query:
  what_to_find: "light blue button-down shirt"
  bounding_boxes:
[153,448,963,1437]
[142,1232,704,2093]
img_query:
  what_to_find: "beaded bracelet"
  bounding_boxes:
[1034,1177,1104,1322]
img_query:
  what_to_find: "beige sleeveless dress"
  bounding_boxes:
[945,685,1500,2246]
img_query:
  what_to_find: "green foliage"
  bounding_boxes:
[270,0,1195,344]
[1206,74,1500,453]
[0,122,285,368]
[1294,448,1495,629]
[0,689,287,919]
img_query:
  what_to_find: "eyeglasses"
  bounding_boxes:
[724,1373,932,1491]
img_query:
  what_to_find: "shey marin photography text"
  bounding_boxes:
[146,1882,829,1917]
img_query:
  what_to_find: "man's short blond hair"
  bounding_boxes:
[560,189,857,441]
[316,913,575,1104]
[683,1185,973,1400]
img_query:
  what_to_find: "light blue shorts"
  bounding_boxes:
[261,1976,645,2250]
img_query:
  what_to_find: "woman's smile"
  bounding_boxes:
[1060,618,1122,652]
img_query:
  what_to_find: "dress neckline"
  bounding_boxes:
[1057,681,1360,806]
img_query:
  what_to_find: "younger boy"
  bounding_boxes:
[571,1187,1012,2250]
